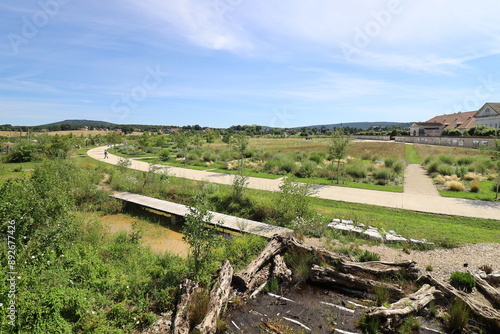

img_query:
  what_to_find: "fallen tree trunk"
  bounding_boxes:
[196,260,234,334]
[341,260,419,279]
[282,236,418,279]
[281,235,347,264]
[310,264,404,299]
[474,274,500,308]
[420,275,500,329]
[232,236,286,291]
[368,284,440,329]
[271,254,292,282]
[173,279,199,334]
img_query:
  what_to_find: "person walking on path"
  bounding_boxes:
[104,149,109,159]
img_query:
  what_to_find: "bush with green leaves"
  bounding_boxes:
[373,168,395,184]
[274,176,317,226]
[345,161,368,179]
[0,161,188,333]
[450,272,476,290]
[296,160,317,178]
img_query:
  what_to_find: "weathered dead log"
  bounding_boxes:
[271,254,292,282]
[310,264,404,299]
[474,274,500,307]
[173,279,199,334]
[232,236,286,291]
[280,235,347,263]
[196,260,234,334]
[283,236,418,278]
[341,260,419,278]
[420,275,500,329]
[368,284,439,328]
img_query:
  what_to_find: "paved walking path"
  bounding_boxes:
[88,146,500,220]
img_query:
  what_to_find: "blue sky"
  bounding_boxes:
[1,0,500,128]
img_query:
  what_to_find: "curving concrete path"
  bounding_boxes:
[88,146,500,220]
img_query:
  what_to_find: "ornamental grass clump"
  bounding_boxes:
[450,271,476,291]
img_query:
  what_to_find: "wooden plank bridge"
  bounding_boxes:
[112,192,293,238]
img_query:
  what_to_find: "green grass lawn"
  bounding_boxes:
[0,161,41,181]
[405,144,421,164]
[439,180,499,201]
[296,177,404,192]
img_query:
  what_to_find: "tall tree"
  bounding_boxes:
[327,128,351,184]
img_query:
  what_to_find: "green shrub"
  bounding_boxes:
[450,272,475,290]
[296,160,317,178]
[309,152,325,164]
[277,158,297,174]
[457,156,474,165]
[356,250,380,262]
[345,162,368,179]
[447,298,470,333]
[264,277,280,293]
[426,161,440,174]
[399,315,420,334]
[438,154,455,165]
[373,168,394,183]
[391,160,405,174]
[159,149,171,161]
[437,163,455,176]
[384,157,395,168]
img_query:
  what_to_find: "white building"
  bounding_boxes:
[474,103,500,129]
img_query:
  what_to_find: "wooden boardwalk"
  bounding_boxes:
[112,192,294,238]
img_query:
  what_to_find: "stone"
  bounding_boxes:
[474,270,488,280]
[487,273,500,283]
[363,228,383,241]
[385,233,407,243]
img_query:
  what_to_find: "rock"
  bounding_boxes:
[475,270,488,280]
[385,233,407,243]
[363,228,383,241]
[388,230,397,235]
[488,273,500,283]
[409,238,435,248]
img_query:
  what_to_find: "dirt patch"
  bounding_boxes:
[100,213,188,257]
[227,284,366,333]
[357,243,500,283]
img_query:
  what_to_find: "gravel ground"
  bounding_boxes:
[358,243,500,282]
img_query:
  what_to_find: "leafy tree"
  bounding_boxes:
[205,131,217,144]
[233,133,249,156]
[182,197,221,280]
[221,132,232,146]
[274,176,317,226]
[327,128,351,184]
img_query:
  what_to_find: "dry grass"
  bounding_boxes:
[205,137,406,158]
[445,180,465,191]
[414,144,482,159]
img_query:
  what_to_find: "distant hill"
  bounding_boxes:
[297,122,411,130]
[37,119,118,128]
